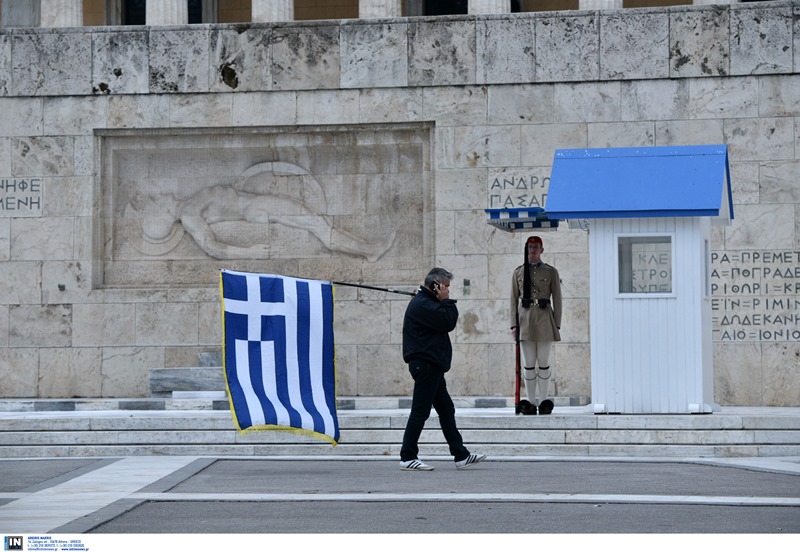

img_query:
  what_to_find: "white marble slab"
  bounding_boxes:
[341,21,408,88]
[92,30,149,94]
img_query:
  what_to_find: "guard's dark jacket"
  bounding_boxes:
[402,286,459,372]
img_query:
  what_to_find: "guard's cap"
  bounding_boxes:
[526,236,543,246]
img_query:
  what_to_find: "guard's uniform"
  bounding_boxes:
[510,259,562,414]
[510,262,562,342]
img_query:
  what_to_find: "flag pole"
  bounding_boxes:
[330,281,456,303]
[330,281,416,297]
[221,271,419,299]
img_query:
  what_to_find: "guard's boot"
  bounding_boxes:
[538,399,554,415]
[515,399,533,415]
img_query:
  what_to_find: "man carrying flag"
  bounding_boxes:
[399,267,487,471]
[220,270,339,445]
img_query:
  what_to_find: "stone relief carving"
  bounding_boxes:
[98,125,431,287]
[124,161,395,262]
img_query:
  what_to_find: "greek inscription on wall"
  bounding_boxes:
[487,171,549,209]
[0,178,43,217]
[712,250,800,342]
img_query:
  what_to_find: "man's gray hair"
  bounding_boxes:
[424,267,453,289]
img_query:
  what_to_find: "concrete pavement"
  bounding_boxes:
[1,455,799,534]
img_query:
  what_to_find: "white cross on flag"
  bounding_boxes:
[220,270,339,445]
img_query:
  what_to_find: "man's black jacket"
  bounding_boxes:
[402,286,459,372]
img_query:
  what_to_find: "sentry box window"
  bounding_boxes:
[617,235,673,294]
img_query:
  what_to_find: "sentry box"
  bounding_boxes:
[546,145,733,414]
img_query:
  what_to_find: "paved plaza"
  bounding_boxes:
[1,454,799,535]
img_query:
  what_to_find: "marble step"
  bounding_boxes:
[1,408,799,458]
[149,367,226,396]
[5,427,800,447]
[147,353,222,395]
[6,409,800,430]
[3,443,798,459]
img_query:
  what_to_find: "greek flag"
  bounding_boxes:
[220,270,339,445]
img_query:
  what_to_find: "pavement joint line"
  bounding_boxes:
[127,492,800,507]
[4,491,799,508]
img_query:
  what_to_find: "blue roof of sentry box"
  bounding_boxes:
[545,145,733,224]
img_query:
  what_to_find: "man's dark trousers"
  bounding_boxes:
[400,361,469,462]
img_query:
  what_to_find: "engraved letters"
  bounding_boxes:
[488,174,549,209]
[712,251,800,342]
[0,178,43,215]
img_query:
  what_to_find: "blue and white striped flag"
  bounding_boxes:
[220,270,339,445]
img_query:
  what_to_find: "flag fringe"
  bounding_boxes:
[236,423,338,446]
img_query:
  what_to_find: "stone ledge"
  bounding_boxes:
[1,4,795,98]
[0,395,590,412]
[149,367,226,396]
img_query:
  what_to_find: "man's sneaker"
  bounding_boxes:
[455,453,487,469]
[400,459,434,471]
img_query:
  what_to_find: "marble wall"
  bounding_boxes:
[0,2,797,406]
